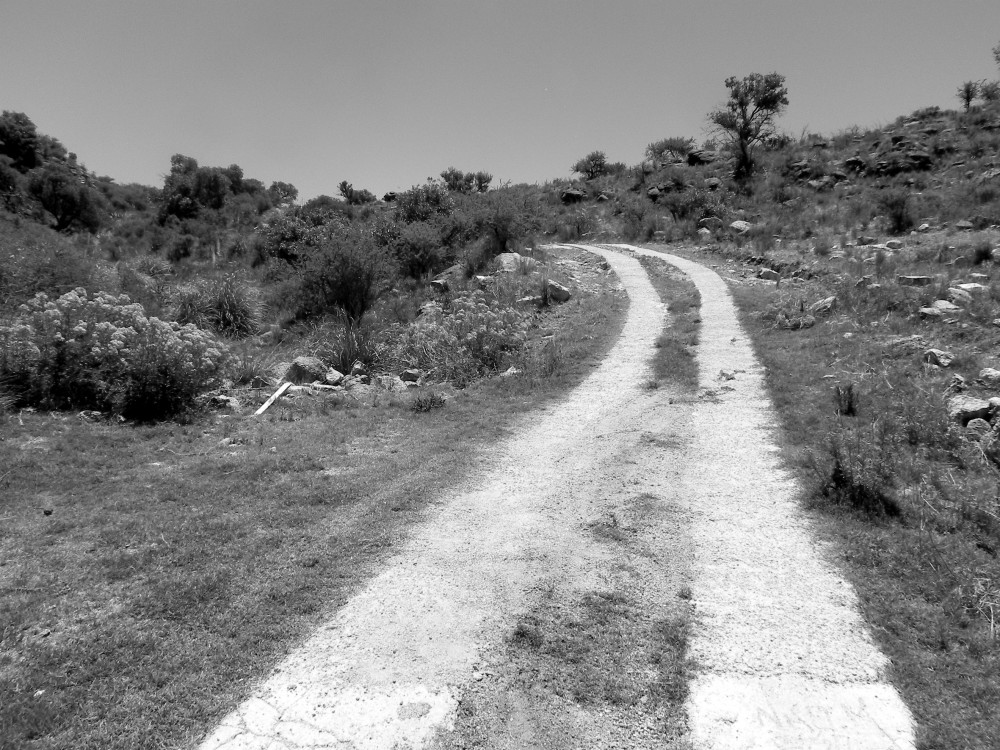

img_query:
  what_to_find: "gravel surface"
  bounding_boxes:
[197,244,916,750]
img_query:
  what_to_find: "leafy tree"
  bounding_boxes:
[26,163,103,232]
[981,80,1000,103]
[473,171,492,193]
[267,181,298,205]
[709,72,789,181]
[645,137,694,162]
[994,41,1000,71]
[572,151,608,180]
[394,182,454,223]
[440,167,474,193]
[957,80,980,112]
[0,111,39,171]
[297,230,395,321]
[337,180,375,205]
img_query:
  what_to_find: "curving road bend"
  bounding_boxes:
[196,244,915,750]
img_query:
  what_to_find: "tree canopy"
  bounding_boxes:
[709,72,789,181]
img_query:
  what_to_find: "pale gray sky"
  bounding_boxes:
[2,0,999,199]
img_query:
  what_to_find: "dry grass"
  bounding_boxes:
[727,236,1000,749]
[639,255,702,390]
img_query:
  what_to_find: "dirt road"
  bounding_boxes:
[197,244,915,749]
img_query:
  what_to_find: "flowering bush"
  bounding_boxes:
[392,291,527,382]
[0,287,224,419]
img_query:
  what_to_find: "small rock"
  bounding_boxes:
[923,348,954,367]
[885,239,903,250]
[918,306,944,319]
[285,356,326,384]
[759,268,780,281]
[517,295,544,306]
[400,369,422,383]
[496,252,524,272]
[947,287,973,305]
[500,366,521,377]
[730,220,752,234]
[955,220,975,231]
[966,418,992,440]
[955,282,987,294]
[917,223,931,232]
[857,236,878,246]
[545,280,572,303]
[430,279,449,293]
[325,369,345,386]
[698,227,713,239]
[808,296,837,316]
[948,395,991,425]
[350,362,369,377]
[980,368,1000,386]
[932,299,961,313]
[897,275,934,287]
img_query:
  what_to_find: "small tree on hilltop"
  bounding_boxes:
[708,72,789,182]
[572,151,608,180]
[957,80,980,112]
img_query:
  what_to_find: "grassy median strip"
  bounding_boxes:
[638,255,702,391]
[0,252,626,750]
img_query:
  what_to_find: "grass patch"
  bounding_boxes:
[639,255,701,390]
[0,247,627,749]
[728,247,1000,749]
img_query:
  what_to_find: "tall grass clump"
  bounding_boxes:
[171,275,263,338]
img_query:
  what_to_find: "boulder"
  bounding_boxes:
[918,306,944,320]
[697,227,713,240]
[948,395,991,425]
[382,192,398,202]
[980,368,1000,387]
[885,239,903,250]
[325,369,345,386]
[698,216,724,229]
[954,220,975,231]
[350,361,369,377]
[808,296,837,316]
[857,236,878,246]
[923,348,954,367]
[206,394,240,411]
[917,223,931,232]
[560,188,586,204]
[704,177,722,190]
[285,356,327,384]
[430,278,449,293]
[759,268,780,281]
[730,220,753,234]
[545,280,572,303]
[400,369,422,383]
[687,149,717,165]
[897,275,934,286]
[474,275,493,289]
[517,295,544,306]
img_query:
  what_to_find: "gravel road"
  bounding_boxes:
[197,244,916,750]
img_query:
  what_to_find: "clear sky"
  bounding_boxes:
[2,1,999,200]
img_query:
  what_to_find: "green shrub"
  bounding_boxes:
[878,188,915,235]
[296,232,396,322]
[314,315,388,374]
[0,288,223,419]
[395,221,447,278]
